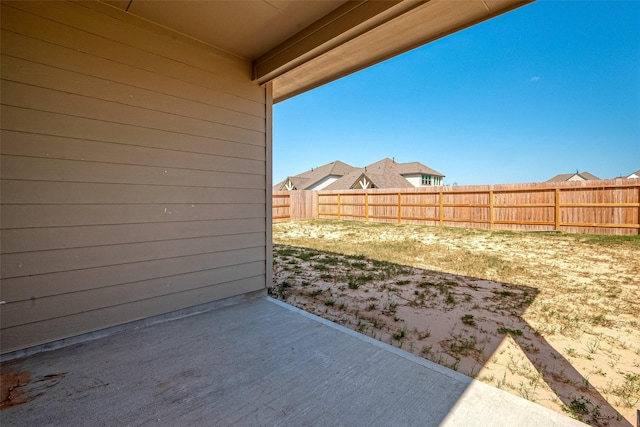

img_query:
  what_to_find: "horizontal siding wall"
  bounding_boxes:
[0,1,268,353]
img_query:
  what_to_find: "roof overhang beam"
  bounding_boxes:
[253,0,428,85]
[263,0,534,103]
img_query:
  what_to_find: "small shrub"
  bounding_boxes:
[585,338,600,354]
[562,396,604,424]
[392,328,407,341]
[461,314,476,326]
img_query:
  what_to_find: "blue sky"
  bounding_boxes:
[273,1,640,186]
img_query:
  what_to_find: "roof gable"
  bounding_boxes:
[273,160,358,191]
[397,161,445,177]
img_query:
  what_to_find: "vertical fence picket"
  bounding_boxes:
[555,188,561,231]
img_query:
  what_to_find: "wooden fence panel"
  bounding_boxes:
[272,192,290,222]
[289,191,317,220]
[274,179,640,235]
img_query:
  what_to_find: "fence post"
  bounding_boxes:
[489,190,494,230]
[555,188,561,231]
[337,193,341,220]
[439,191,444,226]
[398,192,402,223]
[365,193,369,222]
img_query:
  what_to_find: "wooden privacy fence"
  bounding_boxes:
[274,179,640,235]
[273,190,317,222]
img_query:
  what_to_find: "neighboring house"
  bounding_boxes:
[546,171,601,182]
[274,161,358,191]
[626,169,640,179]
[326,158,444,190]
[275,158,444,191]
[0,0,529,354]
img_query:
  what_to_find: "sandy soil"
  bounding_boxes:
[272,220,640,426]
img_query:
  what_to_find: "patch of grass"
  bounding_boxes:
[276,247,297,257]
[585,338,600,354]
[317,256,341,265]
[383,301,398,316]
[417,281,436,288]
[396,279,411,286]
[461,314,476,326]
[418,329,431,339]
[325,298,335,307]
[591,314,614,327]
[610,374,640,408]
[347,273,375,289]
[574,233,640,248]
[392,328,407,341]
[449,335,478,356]
[268,280,292,299]
[497,326,523,336]
[296,251,319,261]
[565,347,578,358]
[561,396,607,425]
[445,293,456,305]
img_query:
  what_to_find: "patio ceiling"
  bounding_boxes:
[102,0,533,102]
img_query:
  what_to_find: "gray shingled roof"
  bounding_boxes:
[273,160,358,190]
[627,169,640,178]
[325,158,443,190]
[396,161,444,177]
[275,158,445,191]
[546,171,600,182]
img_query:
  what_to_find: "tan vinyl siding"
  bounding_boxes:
[0,1,269,353]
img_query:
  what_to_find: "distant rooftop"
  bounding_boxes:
[546,171,600,182]
[275,158,445,191]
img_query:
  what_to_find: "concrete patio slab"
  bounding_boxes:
[1,297,584,426]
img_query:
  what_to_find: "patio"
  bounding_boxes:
[1,295,584,426]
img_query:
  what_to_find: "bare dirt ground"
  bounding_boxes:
[271,220,640,426]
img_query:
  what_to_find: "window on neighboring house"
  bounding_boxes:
[421,174,432,185]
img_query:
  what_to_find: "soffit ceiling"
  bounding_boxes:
[102,0,533,103]
[103,0,347,59]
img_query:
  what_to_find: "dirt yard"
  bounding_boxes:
[271,219,640,426]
